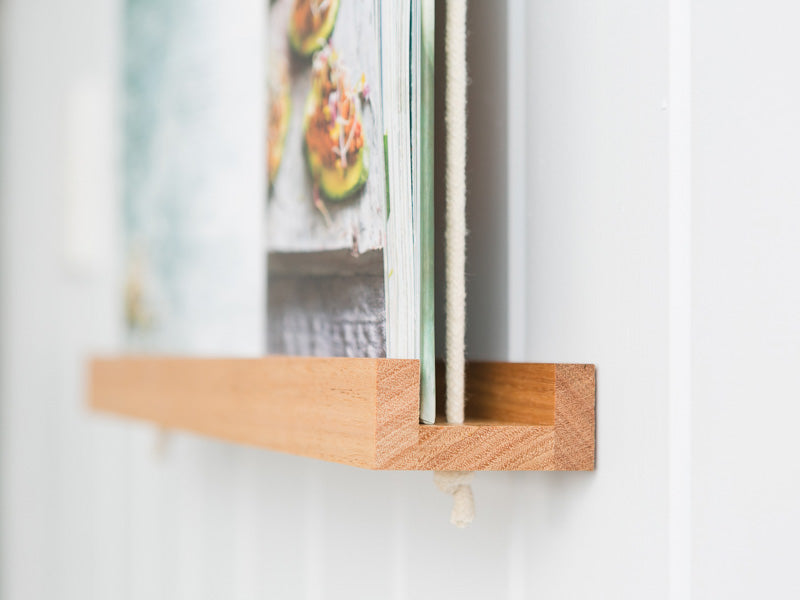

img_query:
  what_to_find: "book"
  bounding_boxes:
[122,0,435,423]
[266,0,435,422]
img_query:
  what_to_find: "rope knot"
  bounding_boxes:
[434,470,475,528]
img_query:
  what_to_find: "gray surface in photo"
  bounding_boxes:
[268,250,386,357]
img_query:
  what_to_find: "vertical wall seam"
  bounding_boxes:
[507,0,527,364]
[506,1,528,598]
[668,0,693,596]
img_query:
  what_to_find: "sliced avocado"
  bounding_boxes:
[305,142,368,201]
[268,88,291,186]
[319,144,368,201]
[289,0,340,58]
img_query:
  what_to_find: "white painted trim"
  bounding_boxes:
[507,0,528,362]
[668,0,692,597]
[506,2,529,597]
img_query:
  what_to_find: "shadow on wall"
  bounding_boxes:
[435,0,511,362]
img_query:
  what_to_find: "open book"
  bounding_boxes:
[123,0,436,423]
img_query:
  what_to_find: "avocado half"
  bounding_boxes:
[305,141,368,201]
[320,144,368,200]
[268,87,291,186]
[289,0,340,58]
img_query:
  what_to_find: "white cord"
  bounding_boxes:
[439,0,475,528]
[434,470,475,528]
[153,426,172,461]
[445,0,467,426]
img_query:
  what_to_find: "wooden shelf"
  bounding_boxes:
[89,357,595,471]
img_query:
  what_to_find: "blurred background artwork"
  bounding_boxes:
[122,0,264,355]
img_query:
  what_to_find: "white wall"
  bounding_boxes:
[521,0,672,596]
[691,1,800,597]
[2,0,799,599]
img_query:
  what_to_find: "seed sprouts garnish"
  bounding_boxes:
[309,0,331,19]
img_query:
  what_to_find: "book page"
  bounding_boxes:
[267,0,388,357]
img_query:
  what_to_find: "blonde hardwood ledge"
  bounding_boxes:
[89,357,595,471]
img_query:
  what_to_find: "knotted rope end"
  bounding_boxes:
[434,470,475,528]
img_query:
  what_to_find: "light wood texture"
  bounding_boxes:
[383,423,556,470]
[554,363,596,470]
[437,361,555,425]
[90,357,419,469]
[89,357,595,471]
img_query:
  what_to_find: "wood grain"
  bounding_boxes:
[375,359,421,466]
[435,362,555,424]
[90,356,418,469]
[465,362,555,425]
[553,364,596,470]
[383,422,555,470]
[89,357,595,471]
